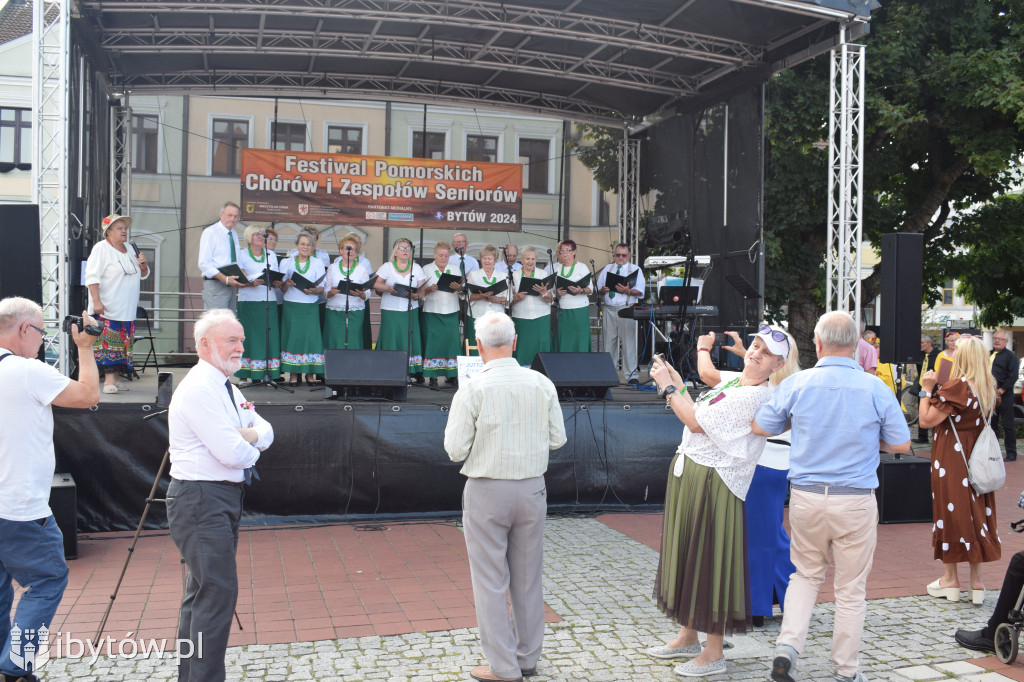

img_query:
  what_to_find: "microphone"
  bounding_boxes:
[345,245,353,252]
[129,240,141,257]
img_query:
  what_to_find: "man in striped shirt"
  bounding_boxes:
[444,311,567,682]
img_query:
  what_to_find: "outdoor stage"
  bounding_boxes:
[54,369,680,532]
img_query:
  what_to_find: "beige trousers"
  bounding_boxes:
[778,488,878,678]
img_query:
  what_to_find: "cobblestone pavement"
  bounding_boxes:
[36,518,1011,681]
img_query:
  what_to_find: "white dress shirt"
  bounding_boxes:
[511,267,552,320]
[596,262,645,307]
[198,220,242,279]
[450,253,480,276]
[444,356,566,479]
[84,240,151,321]
[495,262,523,274]
[169,359,273,482]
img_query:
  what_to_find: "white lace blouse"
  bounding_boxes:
[677,374,773,501]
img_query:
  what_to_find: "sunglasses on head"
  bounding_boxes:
[759,324,790,350]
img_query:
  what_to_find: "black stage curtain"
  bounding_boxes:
[54,403,679,532]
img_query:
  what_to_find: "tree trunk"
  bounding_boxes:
[787,276,823,366]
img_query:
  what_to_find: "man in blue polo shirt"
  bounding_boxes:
[754,311,910,682]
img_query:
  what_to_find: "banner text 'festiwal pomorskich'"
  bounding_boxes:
[240,149,523,231]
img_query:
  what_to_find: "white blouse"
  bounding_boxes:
[324,258,371,312]
[677,376,774,501]
[467,269,507,319]
[422,264,461,315]
[376,261,426,311]
[282,256,327,304]
[511,267,552,320]
[237,248,280,303]
[554,262,591,310]
[84,240,151,321]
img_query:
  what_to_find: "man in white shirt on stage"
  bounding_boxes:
[0,298,100,682]
[596,243,645,384]
[495,244,522,274]
[444,311,567,682]
[450,233,480,275]
[167,309,273,682]
[198,201,245,311]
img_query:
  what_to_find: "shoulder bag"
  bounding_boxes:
[947,385,1005,495]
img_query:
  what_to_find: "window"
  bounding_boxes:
[466,135,498,163]
[942,279,954,305]
[0,108,31,166]
[271,122,307,152]
[211,118,249,176]
[519,138,550,193]
[327,126,362,154]
[412,131,446,159]
[132,114,159,173]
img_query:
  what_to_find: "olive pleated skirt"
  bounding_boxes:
[654,455,751,636]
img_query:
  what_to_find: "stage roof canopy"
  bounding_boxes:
[73,0,875,125]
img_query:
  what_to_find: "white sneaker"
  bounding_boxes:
[646,642,702,659]
[674,658,726,677]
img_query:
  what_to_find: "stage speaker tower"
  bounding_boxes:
[879,232,923,364]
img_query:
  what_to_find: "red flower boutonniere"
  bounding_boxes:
[239,400,255,411]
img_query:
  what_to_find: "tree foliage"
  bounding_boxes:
[939,192,1024,327]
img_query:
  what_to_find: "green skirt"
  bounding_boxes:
[280,301,324,374]
[513,315,551,367]
[556,306,591,352]
[323,308,366,350]
[422,311,459,377]
[464,316,477,356]
[236,300,281,380]
[377,308,423,375]
[654,456,750,636]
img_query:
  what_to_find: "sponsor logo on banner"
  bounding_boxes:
[246,203,255,213]
[10,623,50,672]
[388,212,414,221]
[433,210,445,220]
[298,204,309,216]
[365,211,388,220]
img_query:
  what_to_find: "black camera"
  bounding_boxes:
[62,315,104,336]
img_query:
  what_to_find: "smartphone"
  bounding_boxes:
[156,371,174,408]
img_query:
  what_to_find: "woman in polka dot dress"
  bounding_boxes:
[918,335,1001,605]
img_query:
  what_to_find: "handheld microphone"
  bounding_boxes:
[129,240,141,257]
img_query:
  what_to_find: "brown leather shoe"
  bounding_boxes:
[470,665,522,682]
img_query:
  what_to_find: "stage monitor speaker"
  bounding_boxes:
[49,473,77,559]
[532,352,619,401]
[324,349,408,401]
[876,452,931,524]
[0,204,42,302]
[879,232,923,364]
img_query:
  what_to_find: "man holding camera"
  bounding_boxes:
[0,297,100,682]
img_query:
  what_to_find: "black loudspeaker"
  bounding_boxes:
[324,349,408,401]
[49,473,77,559]
[876,452,931,524]
[880,233,924,364]
[0,204,42,302]
[531,352,619,401]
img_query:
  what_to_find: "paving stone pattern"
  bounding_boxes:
[36,518,1009,681]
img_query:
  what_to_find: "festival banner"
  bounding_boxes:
[240,149,523,231]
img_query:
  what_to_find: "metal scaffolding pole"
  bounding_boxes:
[111,100,133,216]
[825,31,866,320]
[33,0,70,370]
[617,130,640,256]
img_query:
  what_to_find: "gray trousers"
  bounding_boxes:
[462,477,547,679]
[601,305,638,381]
[202,278,237,312]
[167,478,243,682]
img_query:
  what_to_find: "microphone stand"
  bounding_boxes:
[502,246,515,315]
[253,255,291,393]
[590,258,603,353]
[456,247,468,347]
[405,244,416,383]
[549,248,561,352]
[343,246,352,349]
